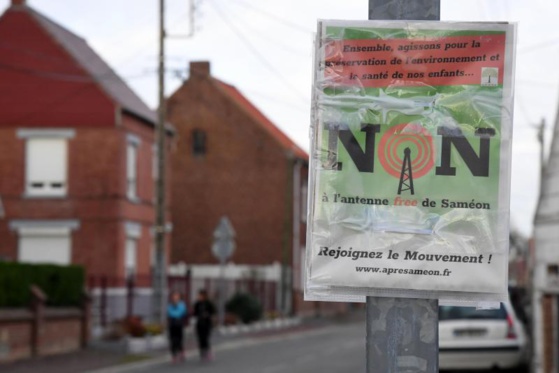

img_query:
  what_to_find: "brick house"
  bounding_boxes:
[533,105,559,372]
[166,62,312,314]
[0,0,172,320]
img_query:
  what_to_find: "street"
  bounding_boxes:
[127,323,367,373]
[105,319,531,373]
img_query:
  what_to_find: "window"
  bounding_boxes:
[126,143,137,199]
[126,134,140,200]
[18,129,74,197]
[10,220,79,265]
[125,237,137,278]
[439,304,507,321]
[192,129,206,156]
[125,222,141,278]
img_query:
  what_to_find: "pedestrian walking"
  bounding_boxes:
[167,291,187,363]
[193,289,216,361]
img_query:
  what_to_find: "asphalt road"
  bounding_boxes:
[128,323,367,373]
[92,319,531,373]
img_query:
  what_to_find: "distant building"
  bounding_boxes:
[0,0,172,321]
[533,108,559,373]
[166,62,316,315]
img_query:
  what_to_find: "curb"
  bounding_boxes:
[84,323,338,373]
[85,317,303,373]
[216,317,302,336]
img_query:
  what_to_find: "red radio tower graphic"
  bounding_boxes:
[378,123,435,185]
[398,147,414,195]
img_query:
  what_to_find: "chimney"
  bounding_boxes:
[189,61,210,79]
[11,0,26,6]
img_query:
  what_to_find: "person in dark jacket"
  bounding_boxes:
[167,291,187,363]
[193,289,216,361]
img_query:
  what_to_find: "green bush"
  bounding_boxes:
[225,292,263,324]
[0,262,85,307]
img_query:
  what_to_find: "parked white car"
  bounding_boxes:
[439,302,528,370]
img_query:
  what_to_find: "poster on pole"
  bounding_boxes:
[305,20,516,304]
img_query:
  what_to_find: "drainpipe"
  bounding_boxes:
[291,159,302,315]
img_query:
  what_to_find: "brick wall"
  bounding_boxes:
[0,113,172,279]
[542,294,555,373]
[167,67,297,266]
[0,312,32,362]
[38,315,82,356]
[0,7,116,128]
[0,307,86,364]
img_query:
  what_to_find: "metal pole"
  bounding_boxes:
[537,118,545,183]
[153,0,167,325]
[367,2,440,373]
[218,258,226,326]
[100,276,107,328]
[292,159,302,315]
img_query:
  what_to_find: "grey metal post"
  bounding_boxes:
[367,1,440,373]
[212,217,236,326]
[218,257,226,326]
[153,0,167,325]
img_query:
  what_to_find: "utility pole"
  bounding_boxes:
[153,0,198,324]
[537,118,546,183]
[153,0,167,324]
[366,3,440,373]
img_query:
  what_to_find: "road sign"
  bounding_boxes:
[212,216,235,262]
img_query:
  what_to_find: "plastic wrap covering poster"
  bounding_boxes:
[306,21,516,303]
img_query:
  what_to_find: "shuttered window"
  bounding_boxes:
[26,138,67,196]
[18,227,72,265]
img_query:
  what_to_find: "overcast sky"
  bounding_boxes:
[2,0,558,237]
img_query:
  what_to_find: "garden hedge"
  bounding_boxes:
[225,292,263,324]
[0,262,85,307]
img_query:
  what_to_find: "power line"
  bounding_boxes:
[515,96,533,125]
[516,79,557,89]
[6,82,97,125]
[518,38,559,54]
[0,58,197,83]
[242,88,309,113]
[112,1,195,68]
[0,61,155,82]
[0,41,72,66]
[227,0,313,34]
[208,0,307,101]
[218,1,309,56]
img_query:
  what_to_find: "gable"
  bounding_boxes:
[214,81,307,161]
[167,77,294,165]
[0,8,116,127]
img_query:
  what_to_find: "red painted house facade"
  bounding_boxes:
[166,62,314,314]
[0,0,172,290]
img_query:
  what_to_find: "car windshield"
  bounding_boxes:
[439,304,507,321]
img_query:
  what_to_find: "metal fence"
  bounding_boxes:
[87,272,279,329]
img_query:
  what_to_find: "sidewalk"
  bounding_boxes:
[1,311,365,373]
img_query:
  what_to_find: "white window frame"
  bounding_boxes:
[125,237,137,278]
[126,134,141,201]
[125,221,141,278]
[17,129,74,198]
[10,220,80,265]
